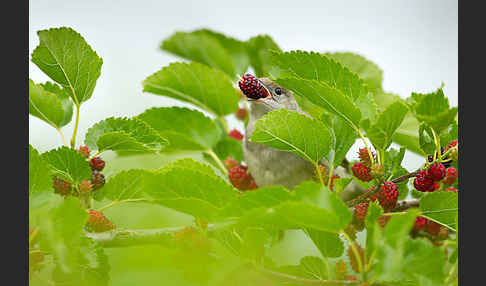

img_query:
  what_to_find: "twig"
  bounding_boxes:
[346,170,420,207]
[85,220,236,248]
[391,200,419,212]
[255,267,361,285]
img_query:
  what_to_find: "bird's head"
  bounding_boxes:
[238,74,298,116]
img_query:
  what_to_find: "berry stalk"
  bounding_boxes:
[70,104,81,148]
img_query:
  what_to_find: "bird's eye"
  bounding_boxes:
[275,87,282,95]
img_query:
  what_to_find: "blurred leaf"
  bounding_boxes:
[31,27,102,105]
[161,31,236,77]
[365,101,409,150]
[305,228,344,258]
[29,79,73,128]
[276,77,361,130]
[161,158,220,178]
[420,191,458,231]
[325,52,383,92]
[29,144,52,195]
[84,117,168,153]
[270,50,368,100]
[220,186,291,217]
[39,197,89,273]
[42,146,91,184]
[52,237,110,286]
[194,29,250,75]
[299,256,329,280]
[136,107,221,151]
[143,62,239,116]
[240,227,271,260]
[332,178,353,196]
[143,167,237,219]
[246,35,281,77]
[250,109,332,163]
[212,136,243,162]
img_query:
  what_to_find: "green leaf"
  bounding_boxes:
[94,169,148,201]
[250,109,333,163]
[400,239,447,284]
[212,137,244,162]
[392,113,423,154]
[246,35,281,77]
[419,123,436,155]
[299,256,329,280]
[364,201,384,255]
[325,52,383,92]
[161,158,220,178]
[332,178,353,196]
[136,107,221,151]
[270,50,368,101]
[373,91,423,154]
[143,62,239,116]
[142,167,238,219]
[355,92,379,122]
[410,88,458,133]
[84,117,168,153]
[31,27,103,105]
[235,181,351,233]
[52,237,110,286]
[193,29,250,76]
[29,79,73,128]
[237,201,349,233]
[275,77,361,130]
[39,197,89,273]
[365,101,409,150]
[160,30,236,77]
[42,146,92,184]
[240,227,271,260]
[440,121,458,146]
[220,186,292,217]
[29,144,53,196]
[305,228,344,258]
[324,114,358,167]
[384,209,419,248]
[420,191,458,231]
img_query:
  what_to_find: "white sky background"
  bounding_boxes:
[29,0,458,171]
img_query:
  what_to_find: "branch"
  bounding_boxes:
[346,170,420,207]
[85,220,235,248]
[391,199,419,212]
[255,267,361,285]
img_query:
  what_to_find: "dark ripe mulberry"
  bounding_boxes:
[413,170,434,192]
[238,73,270,99]
[90,156,105,171]
[427,163,446,181]
[91,171,105,190]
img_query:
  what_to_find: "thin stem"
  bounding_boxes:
[315,163,325,186]
[70,104,81,148]
[380,149,385,166]
[341,231,365,281]
[254,267,361,285]
[327,164,335,187]
[445,261,457,285]
[218,116,229,134]
[56,128,69,147]
[89,150,102,160]
[206,149,228,175]
[431,128,441,162]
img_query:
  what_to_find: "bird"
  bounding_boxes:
[241,76,363,201]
